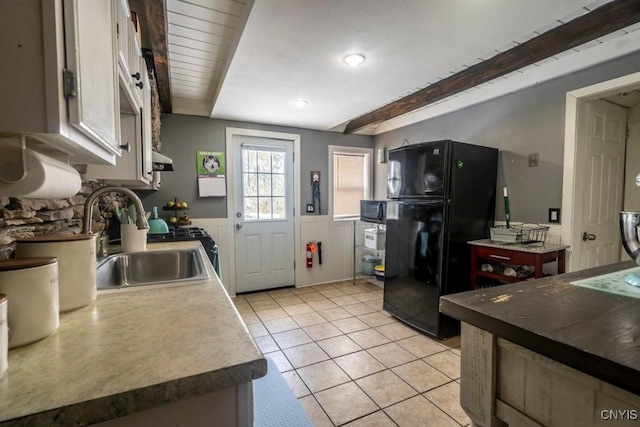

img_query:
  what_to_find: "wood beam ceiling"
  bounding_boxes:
[129,0,172,114]
[344,0,640,134]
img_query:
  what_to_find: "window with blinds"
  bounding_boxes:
[330,146,372,220]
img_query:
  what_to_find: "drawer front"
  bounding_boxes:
[473,246,536,265]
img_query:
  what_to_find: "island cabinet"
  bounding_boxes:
[0,0,120,165]
[469,239,567,289]
[440,262,640,427]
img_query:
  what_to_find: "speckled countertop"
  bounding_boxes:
[468,238,568,254]
[0,241,266,426]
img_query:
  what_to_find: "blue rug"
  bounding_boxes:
[253,358,313,427]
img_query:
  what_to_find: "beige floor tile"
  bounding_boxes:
[450,347,461,357]
[312,283,338,291]
[303,322,343,341]
[358,311,395,327]
[332,317,370,334]
[424,381,469,425]
[233,302,253,314]
[385,395,459,427]
[282,303,315,316]
[263,316,299,334]
[355,282,380,292]
[249,298,279,312]
[274,295,305,307]
[338,285,368,295]
[243,292,273,303]
[347,328,391,349]
[314,382,378,426]
[291,311,327,328]
[290,286,317,295]
[318,288,348,298]
[352,291,379,303]
[271,328,313,349]
[240,311,260,325]
[356,370,417,408]
[296,360,351,393]
[440,335,461,349]
[334,350,386,380]
[317,335,362,358]
[330,295,361,306]
[264,350,293,372]
[343,410,396,426]
[367,342,418,368]
[254,335,279,353]
[392,360,450,393]
[298,291,328,303]
[396,334,447,358]
[375,322,420,341]
[365,299,384,311]
[283,342,330,368]
[319,307,352,321]
[247,322,268,338]
[281,370,311,398]
[307,298,339,311]
[424,350,461,380]
[255,307,289,322]
[267,288,296,297]
[343,302,377,317]
[298,395,333,427]
[232,295,247,304]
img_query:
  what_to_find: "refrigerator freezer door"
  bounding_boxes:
[383,199,447,337]
[387,141,449,199]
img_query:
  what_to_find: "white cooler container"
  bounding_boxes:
[364,228,386,250]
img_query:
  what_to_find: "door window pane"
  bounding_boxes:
[244,197,258,220]
[243,173,257,196]
[242,147,287,221]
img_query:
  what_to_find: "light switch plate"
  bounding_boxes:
[306,204,314,213]
[549,208,560,223]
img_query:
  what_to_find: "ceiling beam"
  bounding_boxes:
[130,0,172,113]
[344,0,640,134]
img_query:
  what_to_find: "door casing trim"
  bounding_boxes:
[562,71,640,272]
[225,127,301,296]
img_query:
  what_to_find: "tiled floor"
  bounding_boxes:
[233,279,470,427]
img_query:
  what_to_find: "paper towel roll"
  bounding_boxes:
[0,145,81,198]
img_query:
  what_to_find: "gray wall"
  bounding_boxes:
[140,115,373,218]
[373,51,640,224]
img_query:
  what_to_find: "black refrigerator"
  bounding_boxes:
[383,140,497,339]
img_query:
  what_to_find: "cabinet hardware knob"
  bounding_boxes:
[131,72,141,80]
[135,81,144,89]
[119,142,131,153]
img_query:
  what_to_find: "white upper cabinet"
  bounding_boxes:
[0,0,120,165]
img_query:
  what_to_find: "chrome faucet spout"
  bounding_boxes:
[620,212,640,264]
[82,187,149,234]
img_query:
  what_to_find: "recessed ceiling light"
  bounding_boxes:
[293,99,308,108]
[344,54,365,67]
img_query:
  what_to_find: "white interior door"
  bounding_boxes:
[577,99,628,270]
[233,136,295,293]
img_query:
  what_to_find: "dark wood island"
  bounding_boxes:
[440,261,640,427]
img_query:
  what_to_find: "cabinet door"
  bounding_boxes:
[63,0,119,155]
[129,27,144,108]
[116,0,131,78]
[141,58,153,181]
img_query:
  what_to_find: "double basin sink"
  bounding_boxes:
[97,248,209,290]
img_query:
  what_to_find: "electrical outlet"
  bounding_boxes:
[306,204,314,213]
[528,153,539,167]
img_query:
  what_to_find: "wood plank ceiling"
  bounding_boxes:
[133,0,640,135]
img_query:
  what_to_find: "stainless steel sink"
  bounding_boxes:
[97,249,209,290]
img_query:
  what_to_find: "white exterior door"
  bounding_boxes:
[233,136,295,293]
[577,99,628,270]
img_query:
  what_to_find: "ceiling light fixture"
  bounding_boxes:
[344,54,365,67]
[293,99,308,108]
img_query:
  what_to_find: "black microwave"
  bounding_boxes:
[360,200,387,224]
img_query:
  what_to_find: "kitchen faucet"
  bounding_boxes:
[82,186,149,234]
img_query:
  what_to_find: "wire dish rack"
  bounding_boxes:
[490,223,549,244]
